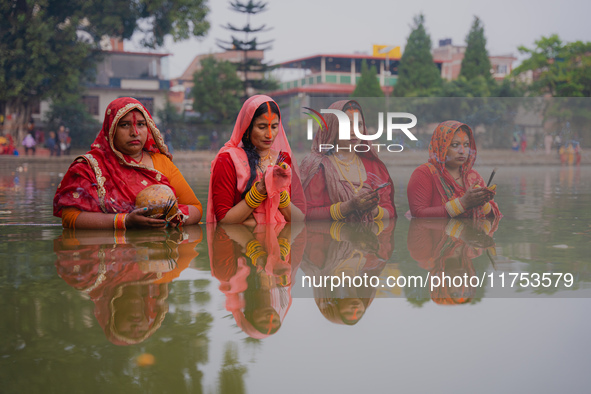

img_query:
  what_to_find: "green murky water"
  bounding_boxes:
[1,160,590,393]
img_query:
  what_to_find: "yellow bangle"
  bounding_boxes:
[330,202,344,221]
[445,198,466,217]
[374,219,384,236]
[251,181,267,200]
[374,206,384,221]
[279,191,290,208]
[330,221,345,241]
[278,237,291,259]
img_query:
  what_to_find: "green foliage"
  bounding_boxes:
[460,17,493,83]
[44,98,101,148]
[0,0,210,139]
[394,14,442,97]
[512,35,591,97]
[217,0,276,98]
[191,57,243,124]
[352,61,384,97]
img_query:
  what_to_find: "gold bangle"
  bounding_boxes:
[330,202,344,221]
[245,189,263,208]
[278,237,291,259]
[374,219,384,236]
[251,181,267,200]
[445,198,466,218]
[374,206,384,221]
[279,191,290,208]
[330,221,345,241]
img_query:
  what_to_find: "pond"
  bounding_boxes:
[1,159,589,393]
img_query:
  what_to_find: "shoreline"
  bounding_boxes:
[1,148,587,170]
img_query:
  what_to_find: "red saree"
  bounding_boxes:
[299,100,397,222]
[407,121,501,219]
[53,97,195,223]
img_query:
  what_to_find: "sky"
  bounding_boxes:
[126,0,591,80]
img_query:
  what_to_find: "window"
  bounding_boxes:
[135,97,154,114]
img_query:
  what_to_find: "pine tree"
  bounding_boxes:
[217,1,277,99]
[352,61,384,97]
[460,17,493,82]
[394,14,442,97]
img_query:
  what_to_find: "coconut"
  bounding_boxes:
[134,184,178,221]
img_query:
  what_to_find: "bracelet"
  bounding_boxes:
[445,197,466,218]
[245,182,267,209]
[246,239,267,264]
[374,219,384,236]
[374,206,384,221]
[330,202,345,221]
[330,221,345,241]
[279,191,290,208]
[114,213,127,230]
[278,237,291,259]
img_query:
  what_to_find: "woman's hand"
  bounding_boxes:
[342,189,379,215]
[257,173,267,195]
[126,207,167,228]
[460,185,495,210]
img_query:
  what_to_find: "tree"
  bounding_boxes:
[351,61,384,97]
[394,14,442,97]
[460,17,493,83]
[44,97,100,148]
[0,0,210,142]
[191,57,243,124]
[217,0,277,99]
[512,35,591,97]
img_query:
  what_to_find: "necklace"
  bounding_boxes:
[333,153,356,171]
[333,155,364,193]
[257,150,273,172]
[130,150,144,164]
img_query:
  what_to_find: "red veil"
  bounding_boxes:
[53,97,188,218]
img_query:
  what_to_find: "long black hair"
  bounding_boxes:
[241,101,281,197]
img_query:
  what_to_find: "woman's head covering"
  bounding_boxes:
[207,95,298,224]
[421,120,501,219]
[54,97,177,217]
[428,120,476,174]
[93,97,170,162]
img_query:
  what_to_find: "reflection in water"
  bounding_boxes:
[301,220,395,325]
[208,223,306,338]
[407,218,499,305]
[54,226,203,345]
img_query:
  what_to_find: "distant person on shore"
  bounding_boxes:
[407,121,500,219]
[554,134,562,158]
[54,97,202,229]
[64,128,72,155]
[22,130,36,155]
[511,133,519,152]
[46,131,57,156]
[57,125,67,156]
[520,133,527,153]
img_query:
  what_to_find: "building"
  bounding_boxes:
[432,39,516,81]
[171,50,266,113]
[31,38,171,126]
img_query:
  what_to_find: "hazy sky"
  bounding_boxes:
[126,0,591,80]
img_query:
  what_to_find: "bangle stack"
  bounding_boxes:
[245,182,267,209]
[330,221,345,241]
[445,197,466,218]
[114,213,127,230]
[246,239,267,264]
[330,202,344,221]
[279,190,290,208]
[374,206,384,221]
[278,237,291,260]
